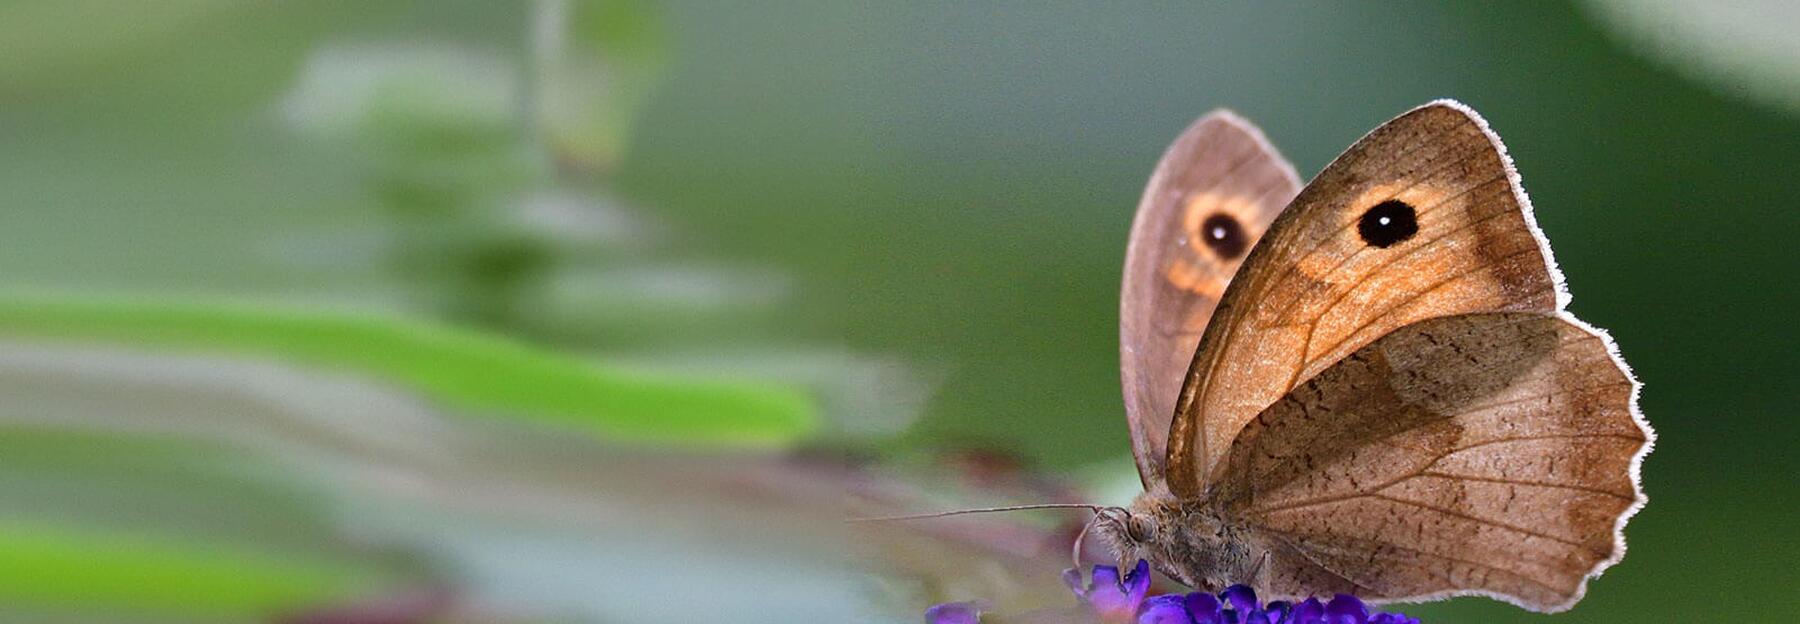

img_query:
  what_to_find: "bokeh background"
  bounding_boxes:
[0,1,1794,622]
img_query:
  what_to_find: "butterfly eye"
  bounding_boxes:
[1125,515,1155,542]
[1198,212,1248,259]
[1356,199,1419,248]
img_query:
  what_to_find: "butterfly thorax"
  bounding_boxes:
[1095,487,1256,592]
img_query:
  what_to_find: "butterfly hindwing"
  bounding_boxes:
[1216,312,1648,611]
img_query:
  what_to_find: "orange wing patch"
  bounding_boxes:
[1164,191,1272,302]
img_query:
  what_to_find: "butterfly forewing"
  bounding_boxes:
[1120,111,1299,487]
[1216,312,1647,611]
[1164,101,1562,496]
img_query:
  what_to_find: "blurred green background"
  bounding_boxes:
[0,1,1794,622]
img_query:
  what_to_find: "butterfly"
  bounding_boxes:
[1099,100,1653,612]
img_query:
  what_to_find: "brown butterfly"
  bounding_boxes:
[1097,100,1653,612]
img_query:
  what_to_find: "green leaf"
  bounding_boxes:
[0,518,384,618]
[0,295,819,448]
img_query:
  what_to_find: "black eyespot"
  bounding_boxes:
[1198,213,1248,259]
[1357,200,1418,248]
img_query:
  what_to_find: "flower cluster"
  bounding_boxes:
[927,560,1419,624]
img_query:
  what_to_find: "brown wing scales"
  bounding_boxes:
[1217,312,1648,611]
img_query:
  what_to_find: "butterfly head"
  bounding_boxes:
[1090,491,1253,593]
[1091,505,1156,559]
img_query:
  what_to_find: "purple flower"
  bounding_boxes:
[924,560,1420,623]
[1207,586,1418,624]
[1136,595,1192,624]
[1062,559,1153,620]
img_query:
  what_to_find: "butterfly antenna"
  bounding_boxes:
[845,503,1103,523]
[1071,513,1097,570]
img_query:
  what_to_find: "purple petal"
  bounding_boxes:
[1289,598,1325,624]
[1324,595,1369,622]
[1090,565,1122,593]
[1123,560,1154,603]
[1085,564,1134,616]
[925,601,982,624]
[1220,585,1260,614]
[1184,592,1223,624]
[1136,595,1194,624]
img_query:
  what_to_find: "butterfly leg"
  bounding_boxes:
[1247,548,1273,591]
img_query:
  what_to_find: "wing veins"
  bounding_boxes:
[1266,533,1386,595]
[1285,178,1515,376]
[1244,432,1637,516]
[1257,140,1498,326]
[1364,493,1592,550]
[1262,527,1576,596]
[1302,242,1540,372]
[1179,137,1280,206]
[1455,380,1631,415]
[1415,471,1636,501]
[1272,533,1461,596]
[1431,432,1645,461]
